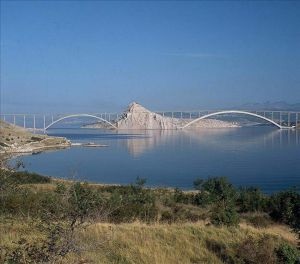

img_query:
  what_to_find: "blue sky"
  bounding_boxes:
[1,1,299,113]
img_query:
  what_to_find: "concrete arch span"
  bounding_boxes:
[181,110,287,129]
[44,114,117,130]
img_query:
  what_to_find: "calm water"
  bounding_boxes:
[13,127,300,193]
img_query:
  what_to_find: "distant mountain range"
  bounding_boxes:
[234,101,300,111]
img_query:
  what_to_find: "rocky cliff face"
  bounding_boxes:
[116,102,176,129]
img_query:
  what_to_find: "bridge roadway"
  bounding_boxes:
[1,110,299,130]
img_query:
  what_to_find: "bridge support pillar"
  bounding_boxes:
[43,115,46,132]
[33,115,36,131]
[280,112,282,126]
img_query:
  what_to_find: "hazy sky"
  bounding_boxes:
[1,1,299,113]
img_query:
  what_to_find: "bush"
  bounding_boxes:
[10,171,51,184]
[160,205,206,223]
[210,205,239,227]
[237,187,266,213]
[269,190,300,238]
[193,177,239,226]
[173,188,191,204]
[236,235,278,264]
[205,239,236,264]
[276,243,300,264]
[244,214,273,228]
[107,179,158,223]
[67,182,104,226]
[160,210,174,223]
[193,177,237,204]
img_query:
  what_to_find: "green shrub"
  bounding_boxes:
[67,182,104,225]
[107,179,158,223]
[10,171,51,184]
[269,189,300,238]
[276,243,300,264]
[193,177,239,226]
[173,188,191,204]
[237,187,266,213]
[0,169,50,185]
[210,205,239,227]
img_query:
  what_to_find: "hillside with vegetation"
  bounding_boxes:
[0,165,299,263]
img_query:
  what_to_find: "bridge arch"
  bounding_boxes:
[181,110,284,129]
[44,114,117,130]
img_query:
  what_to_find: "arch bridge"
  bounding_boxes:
[179,110,294,129]
[44,114,117,130]
[0,110,298,130]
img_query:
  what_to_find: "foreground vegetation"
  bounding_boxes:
[0,164,299,263]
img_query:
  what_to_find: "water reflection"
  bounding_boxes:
[117,128,299,157]
[19,127,300,193]
[116,130,173,157]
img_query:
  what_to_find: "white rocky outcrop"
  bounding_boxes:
[83,102,238,129]
[116,102,238,129]
[116,102,176,129]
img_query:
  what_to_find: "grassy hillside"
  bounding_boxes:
[0,168,299,263]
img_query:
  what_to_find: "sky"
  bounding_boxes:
[1,1,299,113]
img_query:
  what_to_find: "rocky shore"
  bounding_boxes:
[0,120,71,160]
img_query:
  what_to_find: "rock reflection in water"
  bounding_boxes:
[120,128,299,157]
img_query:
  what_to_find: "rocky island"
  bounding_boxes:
[84,102,238,129]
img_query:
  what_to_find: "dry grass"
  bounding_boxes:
[61,221,296,264]
[239,221,298,245]
[0,218,44,249]
[1,218,297,264]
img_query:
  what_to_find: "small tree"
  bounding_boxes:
[193,177,239,226]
